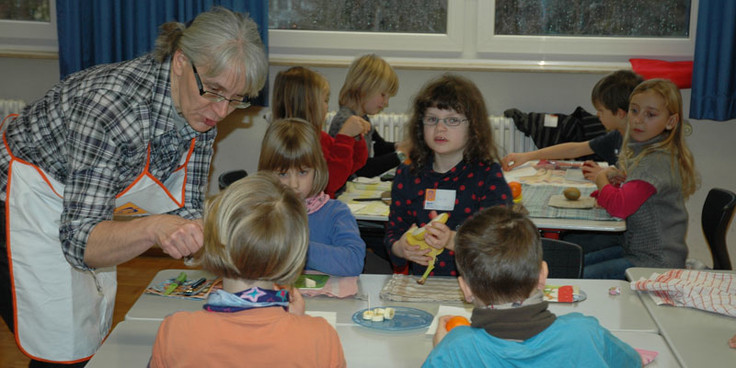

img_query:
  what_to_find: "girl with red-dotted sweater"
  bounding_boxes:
[385,74,512,277]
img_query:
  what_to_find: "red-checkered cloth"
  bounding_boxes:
[631,269,736,317]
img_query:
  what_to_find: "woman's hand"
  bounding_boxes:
[150,215,204,260]
[338,115,371,137]
[392,226,433,265]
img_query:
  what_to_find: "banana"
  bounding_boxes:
[404,212,449,284]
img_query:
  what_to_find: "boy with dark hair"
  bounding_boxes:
[424,206,640,367]
[502,70,643,181]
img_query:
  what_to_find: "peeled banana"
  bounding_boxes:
[404,212,449,284]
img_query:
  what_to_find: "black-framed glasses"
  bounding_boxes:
[191,63,251,109]
[422,115,468,127]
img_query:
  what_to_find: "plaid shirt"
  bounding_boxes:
[0,54,215,269]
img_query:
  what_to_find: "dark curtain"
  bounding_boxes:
[56,0,268,106]
[690,0,736,121]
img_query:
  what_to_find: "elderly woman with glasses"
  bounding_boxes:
[0,7,267,366]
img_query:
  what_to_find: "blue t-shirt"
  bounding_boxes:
[423,313,640,367]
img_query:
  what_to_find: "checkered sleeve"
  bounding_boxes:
[60,89,148,270]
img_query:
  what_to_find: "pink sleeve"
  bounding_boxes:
[593,180,657,219]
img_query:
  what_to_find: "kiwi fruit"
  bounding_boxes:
[563,187,581,201]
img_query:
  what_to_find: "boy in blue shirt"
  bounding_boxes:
[424,206,640,367]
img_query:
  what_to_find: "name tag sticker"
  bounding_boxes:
[543,114,559,128]
[424,189,456,211]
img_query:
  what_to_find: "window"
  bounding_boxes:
[477,0,696,63]
[269,0,447,34]
[0,0,57,54]
[269,0,697,69]
[269,0,465,59]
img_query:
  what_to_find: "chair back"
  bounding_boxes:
[541,238,584,278]
[218,170,248,190]
[702,188,736,270]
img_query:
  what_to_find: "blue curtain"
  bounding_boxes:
[56,0,268,106]
[690,0,736,121]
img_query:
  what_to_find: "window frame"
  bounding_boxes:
[475,0,699,63]
[0,0,58,55]
[269,0,698,71]
[268,1,465,59]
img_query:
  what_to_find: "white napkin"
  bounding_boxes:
[425,305,473,335]
[306,311,337,328]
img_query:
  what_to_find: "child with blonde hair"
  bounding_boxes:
[585,78,698,279]
[150,172,346,367]
[385,74,512,276]
[329,54,407,178]
[259,118,365,276]
[272,66,370,198]
[425,206,640,367]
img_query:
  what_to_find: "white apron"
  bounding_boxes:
[4,132,196,363]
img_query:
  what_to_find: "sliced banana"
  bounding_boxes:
[373,307,385,316]
[371,313,384,322]
[383,307,395,320]
[362,310,374,320]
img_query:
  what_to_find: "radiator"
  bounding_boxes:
[0,99,26,121]
[263,111,537,154]
[324,111,537,154]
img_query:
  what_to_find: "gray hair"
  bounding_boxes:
[154,6,268,97]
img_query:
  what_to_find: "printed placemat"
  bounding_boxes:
[379,274,464,303]
[548,194,596,209]
[522,184,620,221]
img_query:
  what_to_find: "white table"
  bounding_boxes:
[88,321,679,367]
[127,271,657,333]
[626,267,736,368]
[337,178,625,232]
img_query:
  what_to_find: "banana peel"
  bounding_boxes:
[404,213,449,284]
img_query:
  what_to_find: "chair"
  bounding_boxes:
[218,169,248,190]
[541,238,584,278]
[702,188,736,270]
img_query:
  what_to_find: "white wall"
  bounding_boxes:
[2,56,735,269]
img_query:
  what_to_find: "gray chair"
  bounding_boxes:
[541,238,584,278]
[702,188,736,270]
[218,170,248,190]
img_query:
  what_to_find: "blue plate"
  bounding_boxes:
[352,306,434,331]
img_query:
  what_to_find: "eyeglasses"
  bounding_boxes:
[191,63,251,109]
[422,115,468,127]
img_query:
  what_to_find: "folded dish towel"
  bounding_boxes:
[630,269,736,317]
[379,274,464,302]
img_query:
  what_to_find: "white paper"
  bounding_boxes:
[503,165,537,182]
[306,311,337,328]
[564,168,587,182]
[425,305,473,335]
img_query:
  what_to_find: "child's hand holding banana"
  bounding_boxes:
[402,212,450,284]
